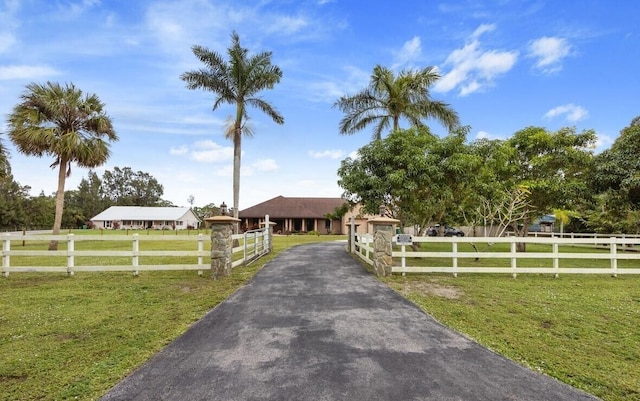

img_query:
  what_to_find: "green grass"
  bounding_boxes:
[381,273,640,401]
[0,233,345,401]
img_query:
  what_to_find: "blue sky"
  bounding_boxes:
[1,0,638,210]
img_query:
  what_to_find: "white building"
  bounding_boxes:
[90,206,201,230]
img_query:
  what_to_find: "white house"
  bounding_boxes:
[90,206,201,230]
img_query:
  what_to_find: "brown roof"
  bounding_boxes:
[239,196,346,219]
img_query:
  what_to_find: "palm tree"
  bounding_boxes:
[333,65,459,141]
[0,134,8,179]
[7,82,117,250]
[180,31,284,222]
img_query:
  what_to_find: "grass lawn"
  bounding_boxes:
[0,233,345,401]
[381,273,640,401]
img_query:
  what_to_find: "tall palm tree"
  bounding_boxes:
[180,31,284,222]
[334,65,459,141]
[7,82,117,250]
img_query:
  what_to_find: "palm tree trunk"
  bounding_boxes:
[49,158,68,250]
[232,102,243,236]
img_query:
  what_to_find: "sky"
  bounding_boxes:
[1,0,638,210]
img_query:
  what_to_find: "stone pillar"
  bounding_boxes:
[205,215,240,279]
[368,217,400,277]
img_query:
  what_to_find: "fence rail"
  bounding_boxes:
[354,233,640,277]
[2,228,270,277]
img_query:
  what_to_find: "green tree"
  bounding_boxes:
[180,31,284,222]
[338,126,479,233]
[507,126,595,249]
[0,134,8,179]
[0,174,30,230]
[24,191,56,230]
[102,167,164,206]
[333,65,459,141]
[589,117,640,233]
[7,82,117,249]
[65,170,110,225]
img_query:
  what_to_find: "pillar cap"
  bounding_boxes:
[367,217,400,224]
[205,216,240,223]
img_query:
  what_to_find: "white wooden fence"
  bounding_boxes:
[1,228,270,277]
[353,233,640,277]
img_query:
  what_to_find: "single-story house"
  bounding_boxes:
[239,196,352,234]
[90,206,201,230]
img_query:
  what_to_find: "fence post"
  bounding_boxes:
[452,241,458,278]
[263,214,273,252]
[205,215,240,279]
[368,217,399,277]
[197,234,204,276]
[510,237,517,279]
[553,241,559,278]
[2,234,10,278]
[610,237,618,277]
[133,234,139,276]
[67,234,75,276]
[348,217,355,253]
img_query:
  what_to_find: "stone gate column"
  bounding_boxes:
[205,215,240,279]
[368,217,400,277]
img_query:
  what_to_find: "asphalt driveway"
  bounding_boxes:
[100,241,599,401]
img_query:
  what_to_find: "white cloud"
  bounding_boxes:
[392,36,422,68]
[472,23,496,38]
[544,104,588,122]
[169,145,189,156]
[308,65,370,102]
[0,65,61,80]
[172,140,234,163]
[252,158,279,172]
[0,32,16,53]
[308,149,344,159]
[528,36,572,74]
[434,25,518,96]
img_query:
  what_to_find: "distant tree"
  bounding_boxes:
[65,170,110,225]
[181,31,284,223]
[24,192,56,230]
[192,202,221,222]
[0,174,30,230]
[0,133,8,179]
[7,82,117,249]
[187,194,195,208]
[101,167,164,206]
[333,65,459,141]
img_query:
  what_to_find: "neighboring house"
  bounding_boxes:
[90,206,201,230]
[239,196,350,234]
[530,214,556,233]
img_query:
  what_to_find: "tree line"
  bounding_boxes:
[0,164,225,231]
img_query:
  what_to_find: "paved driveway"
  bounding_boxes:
[100,241,599,401]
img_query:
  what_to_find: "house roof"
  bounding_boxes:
[239,196,346,219]
[91,206,199,221]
